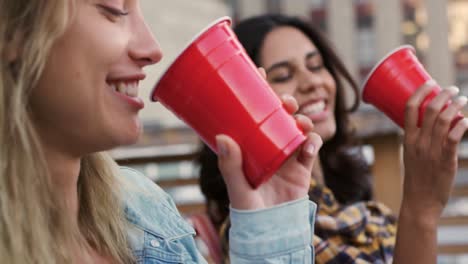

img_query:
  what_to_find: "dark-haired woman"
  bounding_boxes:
[199,14,468,263]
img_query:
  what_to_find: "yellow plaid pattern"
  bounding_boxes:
[220,179,397,264]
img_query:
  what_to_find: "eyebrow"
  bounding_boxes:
[265,50,319,74]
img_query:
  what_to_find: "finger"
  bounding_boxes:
[215,135,252,193]
[297,132,323,170]
[433,95,467,148]
[295,114,314,134]
[404,80,437,136]
[420,86,459,139]
[258,67,267,80]
[444,117,468,158]
[281,94,299,114]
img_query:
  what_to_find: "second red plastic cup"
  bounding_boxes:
[150,17,306,188]
[362,45,461,128]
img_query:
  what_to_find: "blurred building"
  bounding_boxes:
[233,0,468,91]
[138,0,230,127]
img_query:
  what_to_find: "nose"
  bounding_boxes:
[129,19,163,68]
[297,69,323,94]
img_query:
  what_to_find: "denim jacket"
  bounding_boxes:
[120,167,316,263]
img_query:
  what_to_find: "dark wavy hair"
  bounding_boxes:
[199,14,372,228]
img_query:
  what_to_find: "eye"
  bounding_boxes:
[306,59,324,72]
[270,74,292,83]
[96,4,129,17]
[267,67,293,83]
[307,64,324,72]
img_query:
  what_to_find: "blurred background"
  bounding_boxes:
[110,0,468,263]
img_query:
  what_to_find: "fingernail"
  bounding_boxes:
[425,79,437,86]
[459,117,468,128]
[216,136,228,157]
[456,96,468,105]
[447,86,460,95]
[421,79,437,90]
[281,94,295,101]
[305,143,315,156]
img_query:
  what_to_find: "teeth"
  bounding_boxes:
[117,82,126,93]
[126,82,138,97]
[111,81,138,97]
[302,101,325,115]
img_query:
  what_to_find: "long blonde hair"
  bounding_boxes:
[1,1,134,263]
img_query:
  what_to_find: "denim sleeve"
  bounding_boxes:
[229,197,316,263]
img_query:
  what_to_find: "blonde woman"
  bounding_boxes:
[1,0,324,263]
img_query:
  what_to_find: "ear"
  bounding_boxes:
[5,32,22,63]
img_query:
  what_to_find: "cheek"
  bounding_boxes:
[32,56,73,116]
[96,35,128,66]
[64,19,129,71]
[269,83,296,97]
[324,76,337,104]
[32,72,90,128]
[31,43,105,136]
[325,74,337,95]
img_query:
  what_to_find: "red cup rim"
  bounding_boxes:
[150,16,232,102]
[361,44,416,102]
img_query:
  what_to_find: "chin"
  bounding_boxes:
[118,137,139,147]
[108,124,142,148]
[119,130,141,146]
[315,123,337,142]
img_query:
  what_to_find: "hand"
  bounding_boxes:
[215,68,322,210]
[402,82,468,220]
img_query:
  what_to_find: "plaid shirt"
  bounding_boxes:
[220,179,397,264]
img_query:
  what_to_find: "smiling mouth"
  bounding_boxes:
[301,100,327,115]
[108,81,139,98]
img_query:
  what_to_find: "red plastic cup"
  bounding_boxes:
[150,17,306,188]
[362,45,462,128]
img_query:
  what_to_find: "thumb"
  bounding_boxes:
[216,135,253,195]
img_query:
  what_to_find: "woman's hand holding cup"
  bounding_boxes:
[401,82,468,221]
[216,68,322,210]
